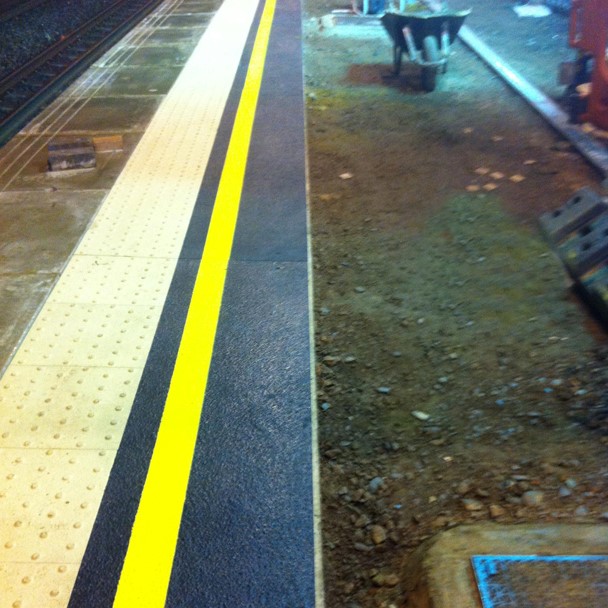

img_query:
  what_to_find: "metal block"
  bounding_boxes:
[558,211,608,278]
[538,187,608,246]
[47,138,96,172]
[558,61,577,86]
[590,283,608,321]
[585,269,608,322]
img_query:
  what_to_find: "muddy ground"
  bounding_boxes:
[303,2,608,606]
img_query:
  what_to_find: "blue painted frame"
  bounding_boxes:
[472,555,608,608]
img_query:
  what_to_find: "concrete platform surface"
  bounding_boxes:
[0,0,220,377]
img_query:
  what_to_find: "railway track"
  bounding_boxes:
[0,0,163,146]
[0,0,49,23]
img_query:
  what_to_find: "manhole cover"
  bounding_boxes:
[472,555,608,608]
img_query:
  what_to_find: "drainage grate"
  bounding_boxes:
[472,555,608,608]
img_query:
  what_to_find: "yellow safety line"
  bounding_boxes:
[112,0,276,605]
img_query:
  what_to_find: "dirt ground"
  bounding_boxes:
[303,2,608,606]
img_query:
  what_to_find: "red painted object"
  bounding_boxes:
[570,0,608,128]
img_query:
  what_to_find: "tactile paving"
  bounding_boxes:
[0,563,79,608]
[49,255,175,306]
[0,366,138,449]
[0,0,260,604]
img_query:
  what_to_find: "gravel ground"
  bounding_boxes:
[0,0,119,79]
[304,2,608,606]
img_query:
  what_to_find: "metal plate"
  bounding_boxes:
[472,555,608,608]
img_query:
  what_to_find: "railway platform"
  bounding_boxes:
[0,0,322,606]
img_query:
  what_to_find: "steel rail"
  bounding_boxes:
[0,0,163,145]
[0,0,49,24]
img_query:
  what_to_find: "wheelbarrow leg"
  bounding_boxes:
[421,36,439,92]
[393,45,403,75]
[440,27,449,74]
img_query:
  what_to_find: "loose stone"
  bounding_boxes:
[370,525,387,545]
[521,490,544,507]
[323,356,340,366]
[489,504,506,518]
[412,410,430,421]
[368,477,384,494]
[456,480,472,496]
[462,498,484,511]
[372,574,399,587]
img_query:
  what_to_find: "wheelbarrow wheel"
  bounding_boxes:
[421,35,439,92]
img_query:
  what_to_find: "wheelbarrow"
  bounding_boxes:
[380,9,470,91]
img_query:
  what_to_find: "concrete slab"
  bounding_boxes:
[0,192,103,273]
[156,13,215,28]
[104,45,191,68]
[142,27,207,46]
[77,66,182,96]
[403,524,608,608]
[170,0,221,14]
[40,96,164,133]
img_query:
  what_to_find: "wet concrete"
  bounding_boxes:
[76,66,182,97]
[39,95,164,133]
[157,14,214,28]
[144,27,210,45]
[115,45,193,67]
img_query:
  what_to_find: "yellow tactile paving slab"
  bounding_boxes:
[0,0,260,605]
[49,256,175,306]
[0,563,78,608]
[14,304,160,368]
[0,448,111,562]
[0,366,137,449]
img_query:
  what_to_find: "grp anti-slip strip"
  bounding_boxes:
[71,0,321,606]
[0,0,264,606]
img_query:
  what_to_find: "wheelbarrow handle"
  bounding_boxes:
[569,0,585,50]
[440,24,450,57]
[402,26,420,62]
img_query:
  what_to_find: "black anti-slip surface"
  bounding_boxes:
[69,0,316,606]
